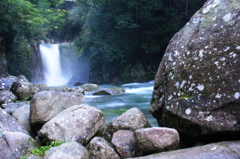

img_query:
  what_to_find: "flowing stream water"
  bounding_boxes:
[84,81,158,127]
[40,43,157,126]
[40,44,70,86]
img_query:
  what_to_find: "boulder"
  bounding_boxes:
[128,141,240,159]
[134,127,179,156]
[87,137,121,159]
[0,107,38,159]
[30,91,84,130]
[12,104,32,135]
[111,130,135,158]
[81,83,99,92]
[44,141,89,159]
[38,104,104,145]
[0,75,19,91]
[101,107,151,142]
[48,85,68,92]
[1,131,39,159]
[0,108,29,134]
[93,87,125,95]
[68,86,85,95]
[150,0,240,144]
[11,77,40,101]
[1,101,30,115]
[37,84,49,91]
[0,90,17,104]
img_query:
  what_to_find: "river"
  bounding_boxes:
[84,81,158,127]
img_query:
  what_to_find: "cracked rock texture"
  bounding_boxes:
[150,0,240,144]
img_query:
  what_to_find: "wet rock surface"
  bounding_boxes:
[150,0,240,144]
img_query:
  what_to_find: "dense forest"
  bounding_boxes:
[0,0,207,83]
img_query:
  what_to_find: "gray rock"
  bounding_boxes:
[81,83,99,91]
[68,86,85,95]
[101,107,151,142]
[0,90,17,104]
[87,137,121,159]
[150,0,240,143]
[128,141,240,159]
[2,101,30,115]
[39,104,104,145]
[11,77,40,101]
[48,85,69,92]
[30,91,84,130]
[43,141,89,159]
[1,131,39,159]
[93,87,125,95]
[12,104,33,135]
[0,75,19,91]
[134,127,179,156]
[0,108,29,134]
[37,84,49,91]
[111,130,135,158]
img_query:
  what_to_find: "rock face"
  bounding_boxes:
[134,127,179,156]
[128,141,240,159]
[150,0,240,144]
[0,40,8,78]
[30,91,84,130]
[101,107,151,142]
[38,104,104,145]
[89,52,154,84]
[87,137,121,159]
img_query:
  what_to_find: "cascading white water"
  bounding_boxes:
[40,44,68,86]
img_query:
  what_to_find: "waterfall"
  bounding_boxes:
[40,44,69,86]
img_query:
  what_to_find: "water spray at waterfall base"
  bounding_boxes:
[40,44,70,86]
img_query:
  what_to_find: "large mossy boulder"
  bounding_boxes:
[150,0,240,144]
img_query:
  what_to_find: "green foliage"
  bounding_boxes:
[179,93,193,99]
[71,0,206,71]
[103,108,128,115]
[30,140,66,157]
